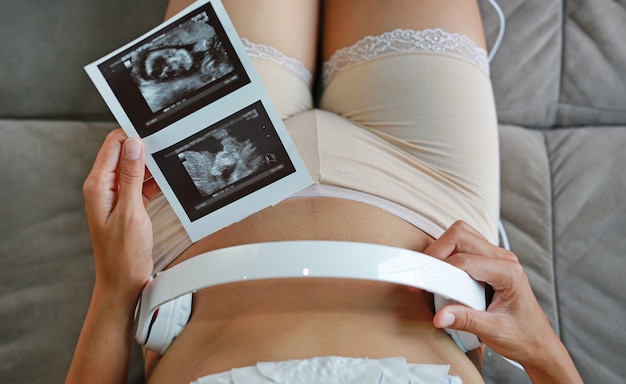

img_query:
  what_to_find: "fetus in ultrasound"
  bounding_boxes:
[179,128,265,197]
[129,15,235,113]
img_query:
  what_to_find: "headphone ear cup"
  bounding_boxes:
[143,292,192,355]
[446,328,482,353]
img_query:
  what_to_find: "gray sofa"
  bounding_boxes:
[1,1,624,383]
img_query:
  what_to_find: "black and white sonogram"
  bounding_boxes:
[178,127,265,197]
[94,1,250,137]
[86,0,313,240]
[153,101,297,222]
[126,12,234,113]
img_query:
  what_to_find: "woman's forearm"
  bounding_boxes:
[66,286,137,384]
[522,340,584,384]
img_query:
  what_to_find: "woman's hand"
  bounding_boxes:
[68,129,161,384]
[425,221,583,383]
[82,129,160,303]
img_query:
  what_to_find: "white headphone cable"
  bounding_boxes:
[489,1,526,372]
[487,0,506,63]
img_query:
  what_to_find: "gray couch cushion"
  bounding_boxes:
[0,0,169,120]
[558,1,626,126]
[548,127,626,383]
[480,0,564,127]
[480,0,626,128]
[0,120,144,384]
[485,124,626,383]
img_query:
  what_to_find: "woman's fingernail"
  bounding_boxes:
[439,312,455,328]
[124,138,142,160]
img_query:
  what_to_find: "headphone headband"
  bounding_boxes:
[135,240,485,352]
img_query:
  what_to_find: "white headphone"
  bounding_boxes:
[134,240,486,354]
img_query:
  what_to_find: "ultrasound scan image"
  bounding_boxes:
[127,12,235,113]
[178,127,266,197]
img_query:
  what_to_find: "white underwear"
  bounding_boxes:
[191,356,462,384]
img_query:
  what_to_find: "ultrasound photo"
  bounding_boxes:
[87,1,312,240]
[178,126,265,197]
[125,11,235,113]
[152,101,298,223]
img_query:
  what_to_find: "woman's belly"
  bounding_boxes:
[144,198,484,383]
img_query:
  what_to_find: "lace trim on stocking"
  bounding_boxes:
[242,38,313,88]
[323,28,489,85]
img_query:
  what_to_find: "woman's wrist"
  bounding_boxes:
[92,278,143,315]
[91,247,152,309]
[67,281,139,384]
[521,335,583,384]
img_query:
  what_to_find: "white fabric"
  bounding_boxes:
[242,37,313,88]
[191,356,462,384]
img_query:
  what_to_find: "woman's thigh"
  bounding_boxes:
[223,0,319,117]
[167,0,319,72]
[223,0,319,73]
[322,0,486,61]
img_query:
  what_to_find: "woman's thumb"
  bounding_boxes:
[118,138,145,204]
[434,305,487,336]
